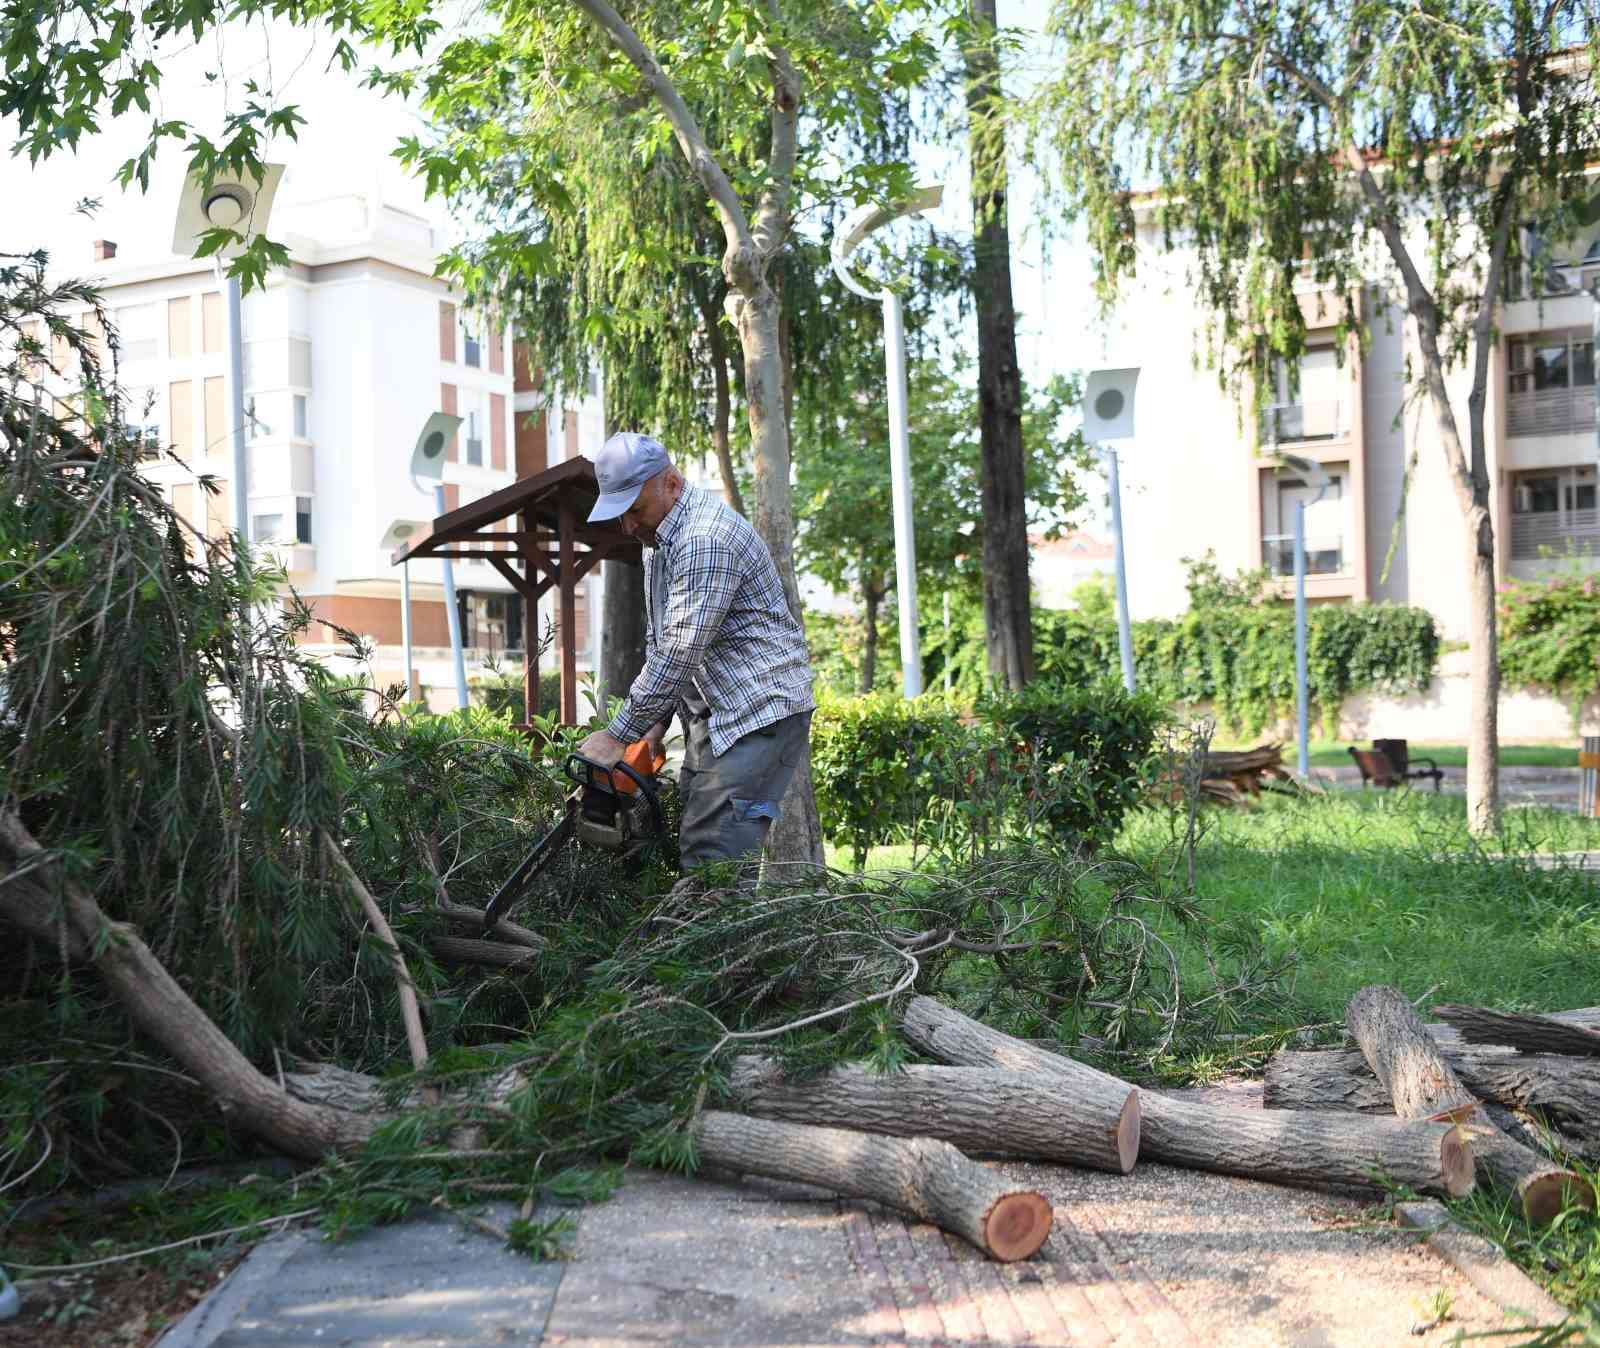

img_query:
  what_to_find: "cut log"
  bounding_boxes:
[693,1110,1052,1262]
[1433,1004,1600,1058]
[1346,986,1479,1121]
[429,936,539,970]
[1262,1050,1594,1159]
[1347,986,1592,1223]
[901,997,1473,1198]
[729,1057,1139,1173]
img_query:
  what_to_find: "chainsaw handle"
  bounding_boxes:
[566,739,662,796]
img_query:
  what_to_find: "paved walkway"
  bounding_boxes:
[1316,762,1592,813]
[159,1101,1561,1347]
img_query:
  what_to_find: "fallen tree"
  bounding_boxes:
[900,997,1475,1197]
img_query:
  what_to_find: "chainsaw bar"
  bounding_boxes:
[482,800,576,932]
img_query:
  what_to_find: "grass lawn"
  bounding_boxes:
[830,788,1600,1314]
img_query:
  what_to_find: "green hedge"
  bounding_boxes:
[923,587,1439,737]
[811,680,1166,864]
[1498,571,1600,705]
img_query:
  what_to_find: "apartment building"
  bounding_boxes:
[49,189,606,706]
[1095,211,1600,643]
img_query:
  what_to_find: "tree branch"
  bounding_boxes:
[751,0,801,261]
[0,810,377,1160]
[568,0,756,274]
[322,833,431,1073]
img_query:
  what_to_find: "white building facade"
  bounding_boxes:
[60,193,607,710]
[1094,210,1600,643]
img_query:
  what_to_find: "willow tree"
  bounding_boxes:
[413,14,926,713]
[1032,0,1600,834]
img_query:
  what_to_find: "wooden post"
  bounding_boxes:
[558,499,578,725]
[522,507,537,729]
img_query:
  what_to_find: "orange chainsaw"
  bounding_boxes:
[483,738,667,931]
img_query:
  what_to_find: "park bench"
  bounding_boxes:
[1348,739,1443,792]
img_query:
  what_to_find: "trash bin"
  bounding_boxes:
[1582,736,1600,818]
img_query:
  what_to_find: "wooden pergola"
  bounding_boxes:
[391,457,641,726]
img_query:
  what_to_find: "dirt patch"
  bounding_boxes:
[1,1252,246,1348]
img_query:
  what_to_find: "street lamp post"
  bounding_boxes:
[831,185,943,699]
[381,519,428,702]
[410,412,469,710]
[173,166,284,543]
[1082,369,1141,694]
[1279,453,1331,777]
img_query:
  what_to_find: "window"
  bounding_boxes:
[293,394,308,439]
[1265,345,1345,440]
[463,324,482,368]
[586,368,601,398]
[1510,334,1595,392]
[465,410,483,466]
[1514,466,1597,515]
[115,304,158,362]
[295,496,313,545]
[252,513,286,543]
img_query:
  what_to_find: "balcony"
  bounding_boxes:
[1510,509,1600,559]
[1262,534,1345,577]
[1259,399,1347,444]
[1507,385,1596,438]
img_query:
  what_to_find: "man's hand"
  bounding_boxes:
[644,720,668,758]
[578,728,627,767]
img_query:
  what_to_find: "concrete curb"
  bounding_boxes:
[1395,1200,1572,1329]
[152,1226,311,1348]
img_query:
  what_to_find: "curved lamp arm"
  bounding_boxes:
[829,185,944,299]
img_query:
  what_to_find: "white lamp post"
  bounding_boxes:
[1082,368,1141,693]
[1278,452,1332,777]
[409,411,469,710]
[173,165,284,542]
[830,184,943,699]
[381,518,428,702]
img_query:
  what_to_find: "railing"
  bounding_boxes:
[1260,400,1347,443]
[1506,385,1596,437]
[1510,509,1600,559]
[1515,261,1600,299]
[1262,534,1345,577]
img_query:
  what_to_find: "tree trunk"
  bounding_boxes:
[702,293,745,516]
[860,582,882,694]
[1265,1046,1600,1152]
[1433,1004,1600,1058]
[902,997,1472,1197]
[965,0,1033,691]
[1347,985,1590,1223]
[570,0,820,865]
[693,1110,1052,1262]
[599,558,647,710]
[0,811,378,1161]
[730,1057,1139,1174]
[1464,505,1501,835]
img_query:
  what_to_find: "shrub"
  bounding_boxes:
[978,680,1168,847]
[810,692,965,866]
[1498,571,1600,707]
[927,562,1439,737]
[811,681,1166,863]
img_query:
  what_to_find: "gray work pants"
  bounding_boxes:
[677,710,812,868]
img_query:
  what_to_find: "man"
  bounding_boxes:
[577,432,814,868]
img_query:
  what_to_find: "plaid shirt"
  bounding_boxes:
[608,485,814,757]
